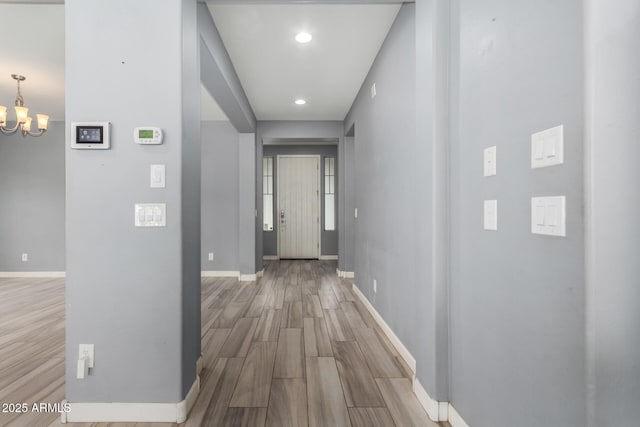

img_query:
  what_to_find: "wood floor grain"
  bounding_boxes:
[274,328,305,378]
[229,341,277,407]
[0,261,448,427]
[303,294,324,318]
[254,309,283,342]
[352,327,404,378]
[333,341,385,407]
[306,357,351,427]
[376,378,438,427]
[303,317,333,357]
[265,379,308,427]
[219,317,258,358]
[348,407,396,427]
[221,407,267,427]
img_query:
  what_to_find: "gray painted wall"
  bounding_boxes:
[201,121,239,271]
[344,3,421,373]
[338,135,355,272]
[65,0,200,403]
[0,122,65,272]
[180,0,202,397]
[239,133,256,275]
[586,0,640,425]
[449,0,585,425]
[256,121,344,270]
[262,144,338,257]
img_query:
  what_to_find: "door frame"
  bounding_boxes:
[276,154,322,259]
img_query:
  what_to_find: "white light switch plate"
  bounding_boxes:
[78,344,94,368]
[484,200,498,231]
[483,146,497,177]
[135,203,166,227]
[150,164,166,188]
[531,196,566,236]
[531,125,564,169]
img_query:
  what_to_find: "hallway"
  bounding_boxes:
[0,261,444,427]
[189,260,441,426]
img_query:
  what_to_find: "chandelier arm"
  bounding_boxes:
[0,122,22,135]
[22,128,46,138]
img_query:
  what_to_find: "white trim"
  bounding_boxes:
[177,376,200,423]
[63,376,200,423]
[256,269,264,278]
[413,378,449,422]
[319,255,338,260]
[239,274,257,282]
[351,283,417,373]
[0,271,66,278]
[196,356,203,376]
[263,255,279,260]
[448,403,470,427]
[337,269,355,279]
[200,271,240,278]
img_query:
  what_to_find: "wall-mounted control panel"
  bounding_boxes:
[134,127,163,145]
[135,203,166,227]
[531,125,563,169]
[70,122,110,149]
[531,196,566,237]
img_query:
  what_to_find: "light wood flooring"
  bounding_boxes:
[0,260,446,427]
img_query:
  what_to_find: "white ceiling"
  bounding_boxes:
[0,2,401,123]
[207,3,401,120]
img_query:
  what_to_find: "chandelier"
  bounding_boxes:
[0,74,49,137]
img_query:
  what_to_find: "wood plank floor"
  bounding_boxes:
[0,260,447,427]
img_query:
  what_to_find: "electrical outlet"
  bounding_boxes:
[371,83,377,98]
[373,279,377,293]
[354,208,358,219]
[78,344,94,368]
[21,253,28,262]
[208,252,214,261]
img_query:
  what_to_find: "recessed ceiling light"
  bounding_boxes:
[295,99,306,105]
[295,32,312,44]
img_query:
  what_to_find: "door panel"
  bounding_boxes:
[278,156,320,259]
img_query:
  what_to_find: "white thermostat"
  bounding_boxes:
[134,127,163,145]
[71,122,110,149]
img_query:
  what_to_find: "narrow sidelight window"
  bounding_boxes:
[263,157,274,231]
[324,157,335,231]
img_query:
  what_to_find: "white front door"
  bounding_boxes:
[277,155,320,259]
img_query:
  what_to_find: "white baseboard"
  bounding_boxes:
[62,376,200,423]
[413,378,449,422]
[449,403,470,427]
[196,355,203,376]
[200,271,258,282]
[319,255,338,260]
[263,255,279,260]
[351,283,416,374]
[201,271,240,278]
[256,269,264,278]
[0,271,66,278]
[336,269,354,279]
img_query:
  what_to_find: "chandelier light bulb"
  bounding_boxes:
[295,32,312,44]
